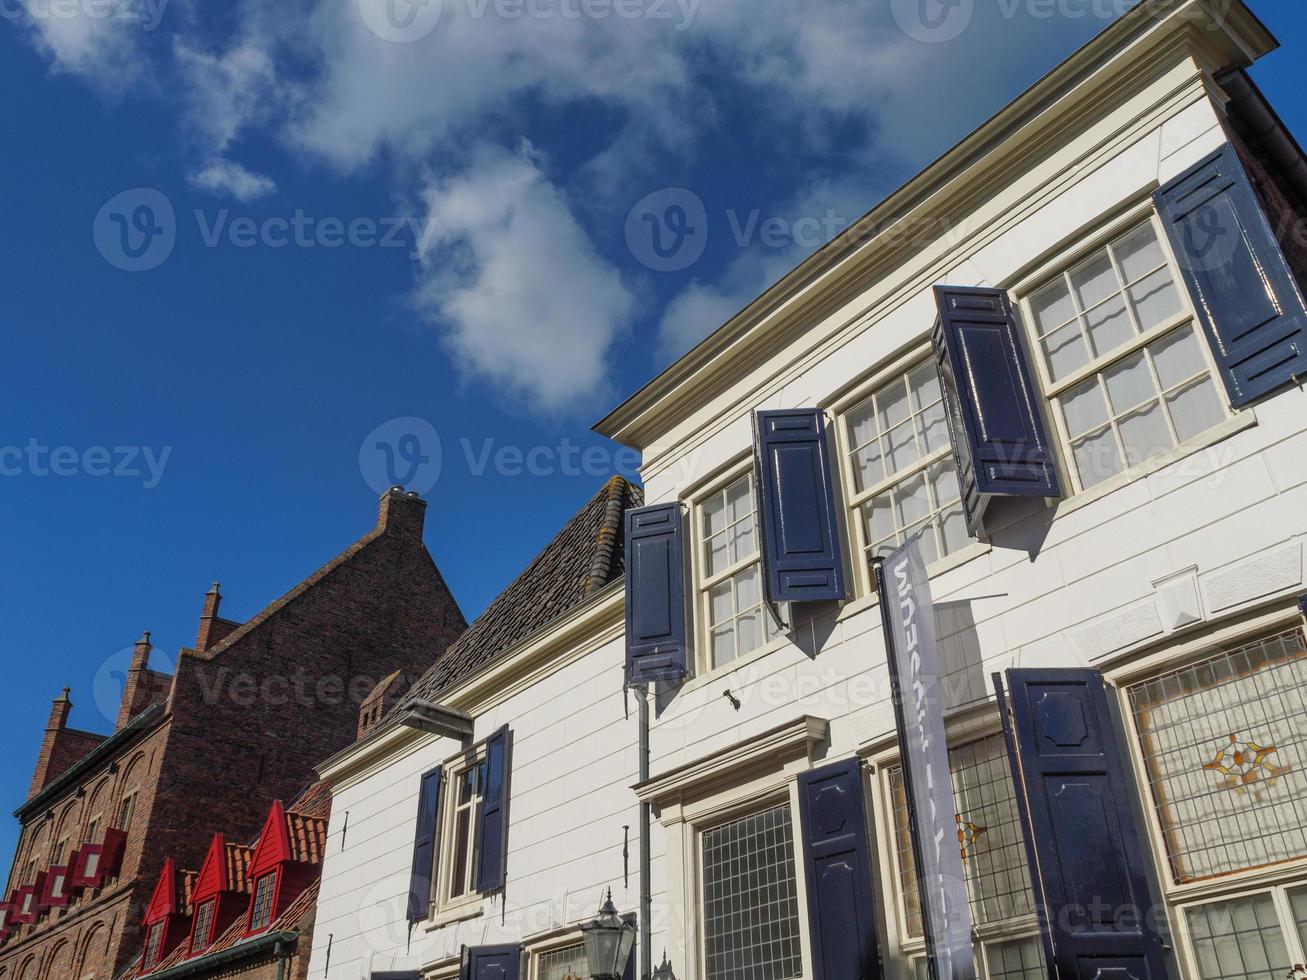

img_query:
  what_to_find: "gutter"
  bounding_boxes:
[140,931,297,980]
[16,704,165,820]
[1218,68,1307,207]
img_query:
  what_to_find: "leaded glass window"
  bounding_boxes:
[1128,628,1307,883]
[537,943,587,980]
[701,803,802,980]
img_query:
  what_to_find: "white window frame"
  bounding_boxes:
[529,938,589,980]
[1013,206,1233,498]
[687,457,783,678]
[1110,610,1307,980]
[431,740,492,925]
[636,717,826,980]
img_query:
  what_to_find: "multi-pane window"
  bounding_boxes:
[448,758,487,900]
[1027,218,1226,490]
[249,873,277,931]
[698,473,778,669]
[843,361,967,569]
[701,803,803,980]
[1127,628,1307,884]
[536,943,587,980]
[143,922,165,969]
[84,815,100,846]
[888,735,1044,980]
[1184,889,1304,980]
[191,899,215,953]
[118,794,137,835]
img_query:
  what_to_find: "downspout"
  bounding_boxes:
[638,686,652,980]
[274,937,292,980]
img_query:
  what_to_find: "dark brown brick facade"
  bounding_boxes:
[0,490,465,980]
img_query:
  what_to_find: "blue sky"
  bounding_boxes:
[1,0,1303,864]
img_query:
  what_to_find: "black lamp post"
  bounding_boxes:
[581,889,636,980]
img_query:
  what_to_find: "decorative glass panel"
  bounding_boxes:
[1186,894,1290,980]
[888,734,1038,937]
[1128,628,1307,883]
[538,943,589,980]
[701,804,802,980]
[985,937,1047,980]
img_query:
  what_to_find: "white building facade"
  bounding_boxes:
[310,3,1307,980]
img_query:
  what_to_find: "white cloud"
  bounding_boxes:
[413,146,636,413]
[16,0,151,90]
[188,158,277,201]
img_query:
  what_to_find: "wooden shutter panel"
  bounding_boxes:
[474,727,512,894]
[996,669,1169,980]
[461,944,522,980]
[797,760,881,980]
[624,503,689,684]
[1155,144,1307,407]
[752,409,848,603]
[406,766,442,923]
[932,286,1061,536]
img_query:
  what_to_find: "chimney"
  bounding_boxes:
[377,487,427,543]
[115,631,153,731]
[196,582,223,651]
[27,689,73,801]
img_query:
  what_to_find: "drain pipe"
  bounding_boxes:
[638,685,652,980]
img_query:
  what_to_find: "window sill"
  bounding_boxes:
[1051,410,1258,521]
[679,632,796,697]
[837,540,993,622]
[425,894,483,931]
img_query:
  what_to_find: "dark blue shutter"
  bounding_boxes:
[796,760,880,980]
[1155,144,1307,407]
[406,766,443,922]
[932,286,1061,535]
[624,504,688,684]
[996,669,1169,980]
[474,727,511,893]
[461,945,522,980]
[753,409,848,604]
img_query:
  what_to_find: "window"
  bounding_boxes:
[249,873,277,931]
[117,794,136,836]
[700,803,803,980]
[84,815,101,846]
[887,734,1045,979]
[54,838,69,865]
[447,757,487,901]
[142,922,164,970]
[1180,887,1307,980]
[697,472,779,670]
[842,360,966,569]
[1127,628,1307,884]
[1026,217,1227,491]
[191,900,215,954]
[535,944,587,980]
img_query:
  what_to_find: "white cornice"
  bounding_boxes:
[592,0,1276,456]
[633,715,829,807]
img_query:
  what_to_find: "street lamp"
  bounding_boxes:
[581,889,636,980]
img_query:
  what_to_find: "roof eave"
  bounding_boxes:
[592,0,1277,449]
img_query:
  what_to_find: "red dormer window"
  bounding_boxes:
[190,899,215,954]
[248,873,277,932]
[137,857,191,976]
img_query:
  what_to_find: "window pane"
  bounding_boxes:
[865,493,895,548]
[940,506,969,556]
[1186,894,1289,980]
[885,419,920,474]
[1166,378,1225,444]
[1085,294,1134,357]
[847,402,878,451]
[1117,400,1173,467]
[728,519,755,565]
[703,496,726,537]
[726,477,751,524]
[1128,267,1183,331]
[879,379,910,430]
[928,458,960,508]
[894,471,930,527]
[1128,628,1307,882]
[1114,221,1167,282]
[709,581,733,627]
[701,805,803,980]
[1042,321,1090,382]
[737,610,763,655]
[1062,378,1110,437]
[918,400,951,456]
[1289,887,1307,955]
[986,937,1046,980]
[1031,278,1076,335]
[736,565,761,612]
[711,627,735,668]
[1070,251,1119,311]
[451,809,470,897]
[1103,350,1158,414]
[909,361,942,410]
[1152,326,1208,390]
[1072,427,1123,489]
[852,440,885,492]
